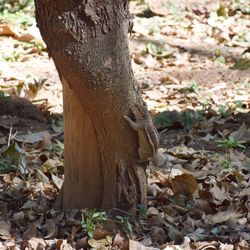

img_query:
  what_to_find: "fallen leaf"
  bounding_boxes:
[0,24,17,37]
[37,169,50,184]
[204,210,243,225]
[44,219,57,239]
[113,233,128,249]
[129,239,158,250]
[15,131,50,144]
[88,236,112,248]
[171,173,198,198]
[16,33,35,43]
[229,123,250,142]
[0,220,11,240]
[51,174,63,189]
[150,226,167,244]
[22,223,38,240]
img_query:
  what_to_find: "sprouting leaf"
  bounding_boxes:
[217,5,228,17]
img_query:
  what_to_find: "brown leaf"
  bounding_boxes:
[44,219,57,239]
[76,237,88,249]
[129,239,158,250]
[0,24,17,37]
[16,33,35,43]
[93,227,112,240]
[150,226,167,245]
[148,214,164,227]
[56,239,73,250]
[88,236,112,248]
[22,223,38,240]
[167,226,184,245]
[25,238,46,250]
[113,233,128,250]
[171,173,198,198]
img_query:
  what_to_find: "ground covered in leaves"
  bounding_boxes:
[0,0,249,249]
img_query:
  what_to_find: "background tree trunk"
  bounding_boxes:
[34,0,147,212]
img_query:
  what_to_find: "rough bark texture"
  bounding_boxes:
[34,0,147,212]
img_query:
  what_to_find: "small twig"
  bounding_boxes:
[31,98,48,104]
[108,208,133,217]
[7,126,12,148]
[7,126,17,148]
[188,233,237,240]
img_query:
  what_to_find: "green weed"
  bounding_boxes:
[217,138,246,149]
[116,215,133,234]
[81,209,107,238]
[218,105,231,118]
[3,51,21,62]
[181,81,199,93]
[221,159,231,169]
[48,140,64,156]
[1,142,26,174]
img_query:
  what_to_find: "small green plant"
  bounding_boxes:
[232,0,250,14]
[235,100,244,108]
[3,51,21,62]
[180,109,205,130]
[81,209,107,238]
[48,140,64,156]
[23,40,47,52]
[218,105,231,118]
[116,215,133,234]
[245,82,250,89]
[181,81,199,93]
[0,159,17,173]
[1,142,26,174]
[217,137,246,149]
[0,0,34,13]
[221,159,231,169]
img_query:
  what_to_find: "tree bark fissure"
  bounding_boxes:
[35,0,148,212]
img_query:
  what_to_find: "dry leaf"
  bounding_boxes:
[16,33,35,43]
[51,174,63,189]
[129,239,158,250]
[22,223,38,240]
[44,219,57,239]
[0,24,17,36]
[171,173,198,198]
[204,210,242,225]
[0,220,11,240]
[150,226,167,245]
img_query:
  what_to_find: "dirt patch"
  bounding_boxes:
[0,95,48,132]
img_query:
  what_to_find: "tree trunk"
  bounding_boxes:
[34,0,147,212]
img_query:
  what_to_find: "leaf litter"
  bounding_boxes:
[0,0,250,249]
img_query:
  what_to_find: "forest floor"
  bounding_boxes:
[0,0,249,249]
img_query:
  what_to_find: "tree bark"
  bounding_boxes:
[34,0,147,212]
